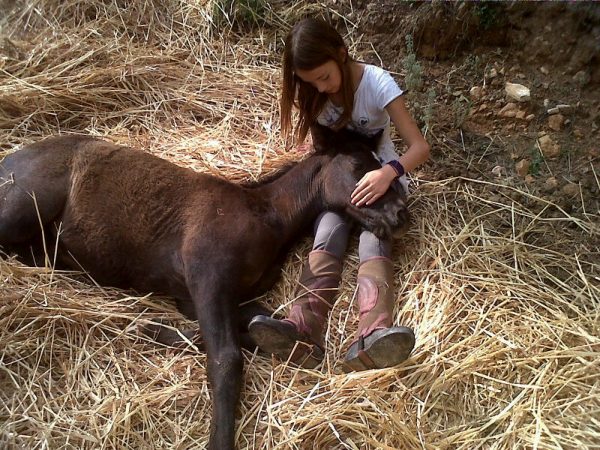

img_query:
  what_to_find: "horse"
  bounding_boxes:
[0,124,409,450]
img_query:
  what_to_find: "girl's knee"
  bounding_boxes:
[313,211,349,257]
[358,230,392,261]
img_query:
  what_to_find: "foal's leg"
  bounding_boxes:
[186,262,243,450]
[0,144,71,262]
[143,299,272,351]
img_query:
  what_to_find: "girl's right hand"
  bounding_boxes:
[351,165,397,207]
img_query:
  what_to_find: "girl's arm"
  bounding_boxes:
[351,96,430,206]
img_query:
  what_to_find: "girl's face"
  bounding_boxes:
[295,60,342,95]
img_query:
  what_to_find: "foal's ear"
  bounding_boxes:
[310,123,334,153]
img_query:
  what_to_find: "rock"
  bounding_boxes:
[515,159,530,177]
[548,114,565,131]
[573,70,590,86]
[470,86,484,100]
[538,135,561,159]
[547,107,560,115]
[492,165,505,177]
[526,114,535,122]
[540,66,549,75]
[505,82,531,102]
[487,68,498,79]
[562,183,579,198]
[525,175,536,184]
[516,110,527,120]
[544,177,558,191]
[498,102,518,117]
[543,99,550,108]
[557,104,572,114]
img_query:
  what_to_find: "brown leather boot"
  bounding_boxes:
[248,250,342,368]
[343,257,415,371]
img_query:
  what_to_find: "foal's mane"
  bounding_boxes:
[240,153,322,188]
[240,125,381,188]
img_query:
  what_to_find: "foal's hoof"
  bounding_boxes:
[248,315,323,369]
[343,326,415,372]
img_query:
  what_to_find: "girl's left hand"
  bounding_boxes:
[351,165,396,206]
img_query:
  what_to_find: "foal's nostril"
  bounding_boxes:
[397,207,407,220]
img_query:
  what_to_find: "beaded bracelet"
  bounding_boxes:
[387,160,405,178]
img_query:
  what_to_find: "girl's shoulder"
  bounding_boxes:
[358,64,403,104]
[361,64,394,81]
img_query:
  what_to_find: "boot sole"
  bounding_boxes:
[344,327,415,372]
[248,316,323,369]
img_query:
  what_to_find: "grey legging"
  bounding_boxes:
[312,210,392,261]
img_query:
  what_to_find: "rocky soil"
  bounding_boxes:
[328,1,599,225]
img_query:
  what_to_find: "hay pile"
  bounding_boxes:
[1,1,599,449]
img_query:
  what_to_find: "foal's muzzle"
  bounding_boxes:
[348,195,410,241]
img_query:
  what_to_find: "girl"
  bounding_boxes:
[248,17,430,371]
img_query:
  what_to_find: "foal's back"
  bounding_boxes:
[0,136,253,290]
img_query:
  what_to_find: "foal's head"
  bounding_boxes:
[310,124,410,240]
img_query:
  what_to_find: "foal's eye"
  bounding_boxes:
[353,161,365,171]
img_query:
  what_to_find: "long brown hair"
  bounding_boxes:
[280,17,355,145]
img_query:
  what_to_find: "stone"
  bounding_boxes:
[538,135,561,159]
[544,177,558,191]
[573,70,590,86]
[470,86,484,100]
[505,82,531,102]
[526,114,535,121]
[516,110,527,120]
[557,104,572,114]
[515,159,530,177]
[548,114,565,131]
[498,102,518,117]
[562,183,579,197]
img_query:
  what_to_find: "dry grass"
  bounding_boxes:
[1,1,599,449]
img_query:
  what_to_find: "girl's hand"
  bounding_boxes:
[351,165,397,206]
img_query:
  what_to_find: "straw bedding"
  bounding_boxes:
[1,1,598,449]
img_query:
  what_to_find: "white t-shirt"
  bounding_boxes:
[317,64,408,193]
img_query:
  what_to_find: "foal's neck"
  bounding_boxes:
[256,155,326,239]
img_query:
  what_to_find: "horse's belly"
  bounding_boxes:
[55,219,187,296]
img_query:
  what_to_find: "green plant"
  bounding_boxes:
[529,146,544,176]
[422,86,436,134]
[473,2,501,30]
[402,34,423,93]
[452,95,471,129]
[210,0,267,29]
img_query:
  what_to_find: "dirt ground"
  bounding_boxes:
[345,1,600,204]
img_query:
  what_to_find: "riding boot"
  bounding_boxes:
[248,250,342,368]
[343,257,415,371]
